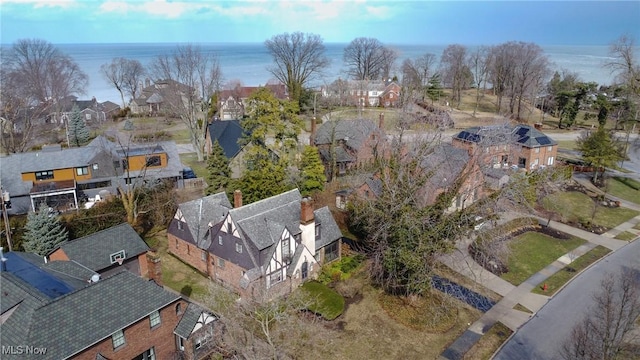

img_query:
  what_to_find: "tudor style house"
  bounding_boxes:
[321,79,401,108]
[167,189,343,299]
[1,251,220,360]
[217,83,288,120]
[313,115,387,179]
[0,136,185,215]
[452,124,558,171]
[129,79,197,116]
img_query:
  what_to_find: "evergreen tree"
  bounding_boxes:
[577,127,624,184]
[235,148,289,204]
[22,204,68,256]
[299,145,326,197]
[206,140,230,195]
[68,104,90,146]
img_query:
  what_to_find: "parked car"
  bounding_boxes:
[182,167,196,179]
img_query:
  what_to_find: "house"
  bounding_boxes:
[204,120,249,179]
[48,97,122,125]
[321,79,401,108]
[0,251,220,360]
[128,79,197,116]
[217,83,288,120]
[0,136,185,215]
[313,114,387,178]
[167,189,343,299]
[452,124,558,171]
[48,223,151,278]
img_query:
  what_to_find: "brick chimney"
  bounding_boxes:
[378,112,385,130]
[300,198,315,225]
[146,251,163,286]
[234,189,243,208]
[310,117,317,146]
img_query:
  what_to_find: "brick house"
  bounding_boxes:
[0,251,220,360]
[48,223,152,278]
[321,79,401,108]
[167,189,343,299]
[452,124,558,171]
[313,115,387,179]
[217,83,288,120]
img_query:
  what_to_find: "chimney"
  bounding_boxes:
[379,112,385,130]
[234,190,243,208]
[300,198,314,225]
[146,250,163,286]
[310,117,317,146]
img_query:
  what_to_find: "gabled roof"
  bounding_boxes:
[314,119,379,151]
[174,302,217,339]
[51,223,149,272]
[207,120,246,159]
[175,193,232,248]
[421,143,471,189]
[1,270,180,360]
[313,206,343,250]
[512,124,557,148]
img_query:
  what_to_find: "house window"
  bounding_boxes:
[112,329,125,349]
[85,113,91,120]
[149,310,161,328]
[201,250,206,262]
[547,156,555,166]
[132,347,155,360]
[146,155,161,167]
[175,303,182,315]
[269,270,282,286]
[76,167,89,176]
[35,170,54,180]
[535,147,540,153]
[301,262,309,279]
[93,163,99,170]
[294,233,301,243]
[218,235,223,245]
[325,241,339,263]
[236,243,242,253]
[227,222,232,234]
[218,258,225,268]
[113,160,121,169]
[315,223,321,240]
[282,238,290,261]
[176,336,185,351]
[547,146,553,151]
[177,221,183,230]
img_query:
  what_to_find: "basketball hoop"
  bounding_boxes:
[116,258,124,266]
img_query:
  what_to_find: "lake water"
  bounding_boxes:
[15,42,632,104]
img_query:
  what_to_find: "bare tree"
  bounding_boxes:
[149,44,222,162]
[607,34,640,96]
[440,44,472,108]
[467,46,492,116]
[401,53,436,102]
[560,269,640,360]
[343,37,393,81]
[510,42,549,119]
[264,32,330,103]
[101,57,147,108]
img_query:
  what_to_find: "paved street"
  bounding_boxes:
[494,239,640,360]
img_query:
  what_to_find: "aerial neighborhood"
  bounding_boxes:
[1,28,639,360]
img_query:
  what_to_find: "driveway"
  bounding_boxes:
[494,239,640,360]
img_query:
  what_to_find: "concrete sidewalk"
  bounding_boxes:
[439,203,637,359]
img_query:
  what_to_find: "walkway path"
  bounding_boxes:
[438,192,638,360]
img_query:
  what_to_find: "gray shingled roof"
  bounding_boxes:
[54,223,149,272]
[421,143,470,189]
[26,271,179,360]
[314,119,377,151]
[174,303,217,339]
[207,120,247,159]
[512,124,557,148]
[313,206,343,250]
[178,193,232,248]
[231,189,302,250]
[0,273,49,350]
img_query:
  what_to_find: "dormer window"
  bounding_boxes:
[315,223,321,240]
[236,243,242,253]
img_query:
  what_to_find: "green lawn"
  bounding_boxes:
[463,322,513,360]
[607,177,640,205]
[614,231,638,241]
[501,232,585,285]
[532,245,611,295]
[543,191,640,229]
[179,153,208,178]
[301,281,345,320]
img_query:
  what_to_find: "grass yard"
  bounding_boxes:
[463,322,513,360]
[543,191,640,230]
[532,245,611,295]
[512,303,532,314]
[607,177,640,205]
[301,281,345,320]
[501,231,585,285]
[614,231,638,241]
[555,140,578,150]
[179,153,208,178]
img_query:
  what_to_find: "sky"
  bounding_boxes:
[1,0,639,45]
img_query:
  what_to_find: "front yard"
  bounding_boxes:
[501,231,585,285]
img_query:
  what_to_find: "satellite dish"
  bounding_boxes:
[90,274,101,283]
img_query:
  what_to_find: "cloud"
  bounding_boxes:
[2,0,77,8]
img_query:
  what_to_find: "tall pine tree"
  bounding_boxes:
[206,140,230,195]
[22,204,68,256]
[235,148,289,204]
[68,104,90,146]
[299,145,326,197]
